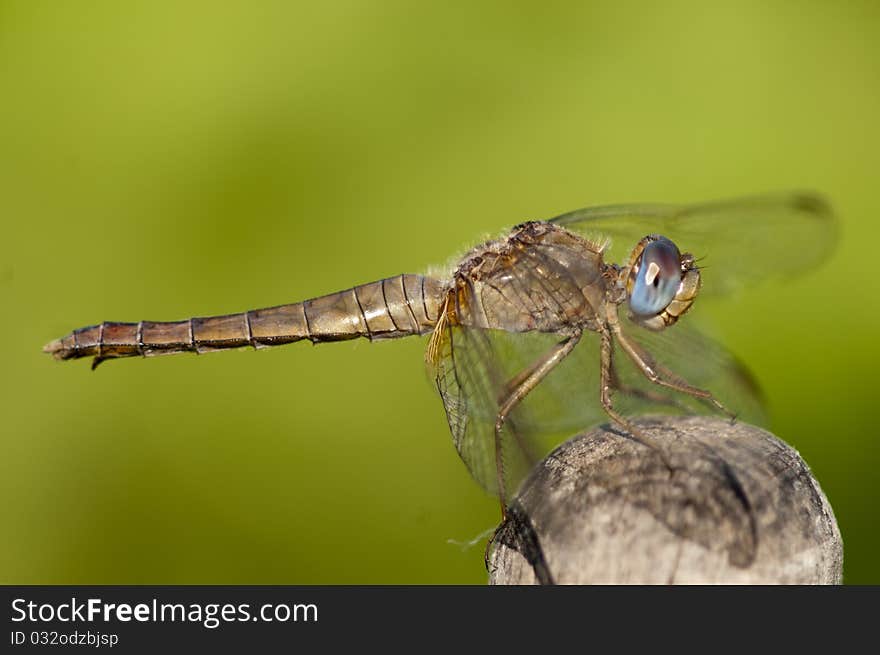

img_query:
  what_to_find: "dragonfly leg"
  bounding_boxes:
[613,326,736,422]
[608,358,691,411]
[493,331,582,515]
[600,330,672,468]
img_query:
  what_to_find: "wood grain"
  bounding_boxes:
[488,415,842,584]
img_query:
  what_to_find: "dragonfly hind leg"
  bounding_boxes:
[493,331,582,519]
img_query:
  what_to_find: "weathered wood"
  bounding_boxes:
[488,416,842,584]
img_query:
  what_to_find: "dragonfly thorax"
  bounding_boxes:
[449,221,609,335]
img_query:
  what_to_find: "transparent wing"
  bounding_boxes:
[548,191,836,297]
[615,314,768,426]
[429,317,767,497]
[492,315,768,431]
[430,324,605,497]
[458,328,607,433]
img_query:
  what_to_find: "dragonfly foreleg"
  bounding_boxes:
[608,358,691,411]
[613,327,736,422]
[493,331,582,518]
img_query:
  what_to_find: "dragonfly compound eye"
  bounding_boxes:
[625,235,700,330]
[628,237,682,317]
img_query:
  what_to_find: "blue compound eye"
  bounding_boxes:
[629,238,682,317]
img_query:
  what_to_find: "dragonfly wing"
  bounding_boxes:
[429,319,765,497]
[470,328,608,434]
[429,325,608,497]
[615,313,768,425]
[548,192,836,298]
[430,324,521,497]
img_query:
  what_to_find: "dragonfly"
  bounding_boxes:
[43,192,835,518]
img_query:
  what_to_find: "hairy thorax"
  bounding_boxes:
[448,221,611,334]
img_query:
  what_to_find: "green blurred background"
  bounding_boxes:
[2,1,878,583]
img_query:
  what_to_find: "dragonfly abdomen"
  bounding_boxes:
[43,274,445,368]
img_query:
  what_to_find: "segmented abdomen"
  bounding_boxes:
[43,274,446,368]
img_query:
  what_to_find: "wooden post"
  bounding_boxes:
[488,416,842,584]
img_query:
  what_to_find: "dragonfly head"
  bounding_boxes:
[624,235,700,331]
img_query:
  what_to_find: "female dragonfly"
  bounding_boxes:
[44,192,835,516]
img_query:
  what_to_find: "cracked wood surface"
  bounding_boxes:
[488,416,842,584]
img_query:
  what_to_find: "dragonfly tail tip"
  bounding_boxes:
[42,338,64,358]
